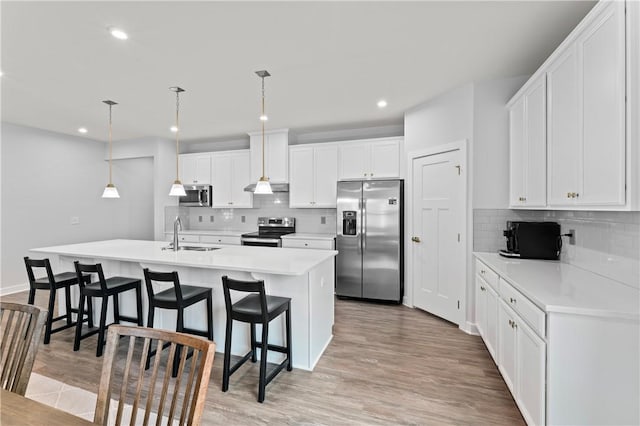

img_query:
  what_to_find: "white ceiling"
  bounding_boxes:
[1,1,595,143]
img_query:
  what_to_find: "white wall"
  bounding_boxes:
[473,76,528,208]
[0,123,154,294]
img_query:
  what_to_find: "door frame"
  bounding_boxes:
[405,140,469,330]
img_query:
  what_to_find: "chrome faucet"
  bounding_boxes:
[172,216,182,251]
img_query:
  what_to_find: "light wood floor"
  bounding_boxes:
[2,290,524,425]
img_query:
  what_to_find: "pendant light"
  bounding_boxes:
[101,100,120,198]
[169,86,187,197]
[254,70,272,194]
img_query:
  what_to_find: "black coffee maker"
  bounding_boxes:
[500,221,561,260]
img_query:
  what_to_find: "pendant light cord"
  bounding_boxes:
[261,76,266,179]
[108,103,113,185]
[175,90,180,181]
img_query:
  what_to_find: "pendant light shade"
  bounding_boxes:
[102,100,120,199]
[254,70,272,195]
[169,86,186,197]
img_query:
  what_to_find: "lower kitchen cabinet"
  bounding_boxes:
[474,274,498,361]
[497,300,518,394]
[281,235,335,250]
[164,233,241,246]
[516,313,546,426]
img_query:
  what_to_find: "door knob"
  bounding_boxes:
[411,236,421,243]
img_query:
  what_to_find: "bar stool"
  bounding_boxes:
[221,275,292,403]
[24,257,92,344]
[73,261,143,357]
[143,268,213,376]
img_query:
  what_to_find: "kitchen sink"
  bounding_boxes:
[162,245,220,252]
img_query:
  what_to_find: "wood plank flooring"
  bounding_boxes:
[1,290,524,425]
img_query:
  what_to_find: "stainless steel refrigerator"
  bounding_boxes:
[336,179,404,303]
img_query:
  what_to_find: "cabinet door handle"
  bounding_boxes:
[509,297,516,304]
[364,173,368,177]
[480,286,485,291]
[411,236,421,243]
[480,270,485,275]
[567,192,571,198]
[508,319,513,327]
[370,173,374,177]
[575,193,579,198]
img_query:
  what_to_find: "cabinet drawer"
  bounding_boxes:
[282,239,334,250]
[200,235,241,245]
[165,234,200,243]
[499,278,546,337]
[475,259,499,291]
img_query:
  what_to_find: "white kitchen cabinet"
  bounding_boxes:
[485,284,499,363]
[509,75,546,208]
[338,138,401,180]
[498,300,517,395]
[548,1,626,208]
[211,150,252,208]
[180,153,211,185]
[516,315,546,426]
[281,237,335,250]
[475,260,499,363]
[289,143,338,208]
[249,129,289,183]
[475,276,487,338]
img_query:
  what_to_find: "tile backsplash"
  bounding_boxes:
[165,193,337,235]
[474,209,640,288]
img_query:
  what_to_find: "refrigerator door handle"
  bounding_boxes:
[362,198,366,253]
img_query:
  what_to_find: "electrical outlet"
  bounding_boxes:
[569,229,576,245]
[320,216,326,225]
[70,216,80,225]
[210,216,214,222]
[241,216,246,223]
[198,216,203,223]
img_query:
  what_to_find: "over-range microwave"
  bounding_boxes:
[179,184,212,207]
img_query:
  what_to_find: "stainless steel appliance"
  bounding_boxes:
[241,217,295,247]
[500,221,561,260]
[336,180,403,303]
[179,184,212,207]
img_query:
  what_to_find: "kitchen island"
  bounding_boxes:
[31,239,338,371]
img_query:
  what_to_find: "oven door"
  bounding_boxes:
[241,237,281,248]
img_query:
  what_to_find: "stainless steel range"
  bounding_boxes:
[241,217,295,247]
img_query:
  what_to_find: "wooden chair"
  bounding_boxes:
[0,302,47,395]
[94,325,215,426]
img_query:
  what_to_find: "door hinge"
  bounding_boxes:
[455,165,461,175]
[457,233,461,242]
[457,300,460,309]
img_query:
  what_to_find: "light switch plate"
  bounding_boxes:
[70,216,80,225]
[210,216,214,222]
[320,216,326,225]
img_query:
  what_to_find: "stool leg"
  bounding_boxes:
[43,288,56,344]
[96,297,109,357]
[113,294,120,325]
[145,305,155,370]
[173,308,184,377]
[258,322,269,403]
[65,285,73,326]
[73,293,86,351]
[27,288,36,305]
[222,318,233,392]
[135,285,143,326]
[250,323,257,363]
[206,292,213,341]
[286,304,292,371]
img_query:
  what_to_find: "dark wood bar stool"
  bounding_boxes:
[143,268,213,376]
[24,257,92,344]
[221,275,292,403]
[73,261,143,357]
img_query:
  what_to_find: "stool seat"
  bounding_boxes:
[153,285,211,305]
[232,294,290,320]
[83,276,140,296]
[33,272,90,289]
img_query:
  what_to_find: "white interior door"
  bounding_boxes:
[412,149,465,325]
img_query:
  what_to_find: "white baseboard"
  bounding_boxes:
[0,283,29,297]
[459,321,479,336]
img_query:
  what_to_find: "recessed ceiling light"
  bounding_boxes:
[170,126,178,132]
[110,28,128,40]
[78,127,88,134]
[377,99,388,108]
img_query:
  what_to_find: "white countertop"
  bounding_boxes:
[164,230,245,237]
[474,252,639,320]
[32,239,337,276]
[281,233,336,241]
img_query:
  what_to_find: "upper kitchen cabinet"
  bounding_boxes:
[180,153,211,184]
[338,137,402,180]
[509,0,638,210]
[289,143,338,208]
[211,150,253,208]
[248,129,289,183]
[508,75,547,208]
[548,0,626,208]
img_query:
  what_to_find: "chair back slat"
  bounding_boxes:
[222,275,269,321]
[74,261,107,292]
[24,257,56,289]
[0,302,46,395]
[143,268,183,304]
[94,325,215,426]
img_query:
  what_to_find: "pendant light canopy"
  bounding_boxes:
[254,70,272,195]
[169,86,187,197]
[102,100,120,199]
